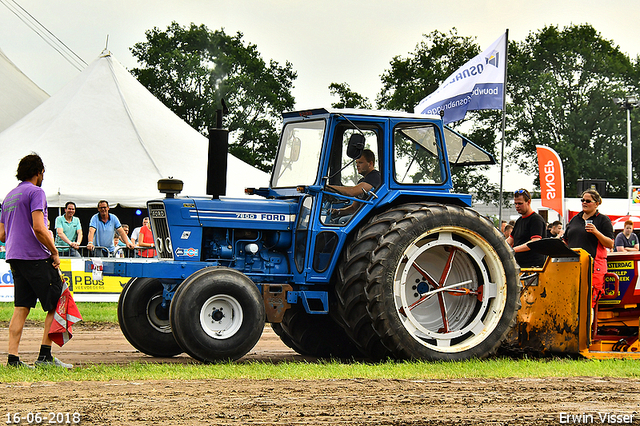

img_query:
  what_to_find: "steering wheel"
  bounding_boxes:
[324,185,343,195]
[321,186,349,224]
[321,197,335,223]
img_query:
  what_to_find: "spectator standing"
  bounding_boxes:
[86,200,134,256]
[118,224,130,247]
[506,188,547,267]
[130,224,142,246]
[0,203,3,259]
[0,153,71,368]
[547,221,564,239]
[563,189,614,307]
[503,223,513,239]
[137,217,156,258]
[615,220,639,252]
[54,201,82,257]
[0,203,4,260]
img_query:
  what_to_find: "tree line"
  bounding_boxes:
[131,22,639,201]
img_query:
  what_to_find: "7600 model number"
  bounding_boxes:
[6,412,80,424]
[235,213,288,221]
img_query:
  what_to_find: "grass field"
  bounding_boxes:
[2,356,639,383]
[0,302,118,323]
[1,303,639,383]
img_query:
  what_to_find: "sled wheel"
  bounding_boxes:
[170,267,265,362]
[273,304,364,359]
[367,203,520,360]
[117,278,182,357]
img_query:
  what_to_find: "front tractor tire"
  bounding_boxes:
[169,267,265,362]
[117,278,183,357]
[340,203,520,361]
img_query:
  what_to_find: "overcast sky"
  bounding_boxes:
[2,0,639,192]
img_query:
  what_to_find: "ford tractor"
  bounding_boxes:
[95,108,521,362]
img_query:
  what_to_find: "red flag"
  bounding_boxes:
[48,280,82,347]
[536,145,564,218]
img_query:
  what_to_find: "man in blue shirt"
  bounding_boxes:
[86,200,133,256]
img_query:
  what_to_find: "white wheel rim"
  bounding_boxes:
[146,294,171,333]
[393,227,507,353]
[199,294,244,340]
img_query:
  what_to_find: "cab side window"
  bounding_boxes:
[393,123,445,185]
[328,127,380,187]
[321,124,381,226]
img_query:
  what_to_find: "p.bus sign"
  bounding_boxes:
[0,258,127,302]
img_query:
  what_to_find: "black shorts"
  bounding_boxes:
[8,259,63,312]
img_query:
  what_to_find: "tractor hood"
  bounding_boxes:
[180,196,298,231]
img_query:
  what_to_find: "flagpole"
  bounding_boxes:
[498,29,509,228]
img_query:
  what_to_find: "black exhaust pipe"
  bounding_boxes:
[206,105,229,199]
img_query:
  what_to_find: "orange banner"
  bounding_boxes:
[536,145,564,218]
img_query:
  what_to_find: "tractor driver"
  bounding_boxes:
[327,149,381,218]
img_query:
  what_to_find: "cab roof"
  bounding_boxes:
[282,108,441,121]
[282,108,495,166]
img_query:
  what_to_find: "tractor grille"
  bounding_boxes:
[148,201,173,260]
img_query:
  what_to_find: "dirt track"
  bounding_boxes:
[2,324,640,425]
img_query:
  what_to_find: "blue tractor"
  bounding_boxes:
[107,108,520,362]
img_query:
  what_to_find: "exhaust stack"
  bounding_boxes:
[206,104,229,199]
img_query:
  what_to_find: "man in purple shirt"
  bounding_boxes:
[0,154,71,369]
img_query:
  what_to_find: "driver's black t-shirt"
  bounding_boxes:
[359,170,381,189]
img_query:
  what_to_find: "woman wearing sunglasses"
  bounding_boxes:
[563,189,614,307]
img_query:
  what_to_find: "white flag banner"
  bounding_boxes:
[414,32,507,124]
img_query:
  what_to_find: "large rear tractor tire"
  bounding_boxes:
[117,278,183,357]
[368,203,520,360]
[169,267,265,362]
[337,203,520,361]
[271,304,364,359]
[335,208,408,360]
[270,322,307,355]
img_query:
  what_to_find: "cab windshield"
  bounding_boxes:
[271,120,325,188]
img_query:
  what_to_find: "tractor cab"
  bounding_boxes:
[249,108,496,285]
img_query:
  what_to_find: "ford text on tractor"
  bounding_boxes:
[92,108,521,362]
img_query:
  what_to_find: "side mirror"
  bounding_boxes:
[286,136,301,162]
[346,133,365,159]
[290,137,301,161]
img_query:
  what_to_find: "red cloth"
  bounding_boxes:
[48,282,82,347]
[592,253,608,308]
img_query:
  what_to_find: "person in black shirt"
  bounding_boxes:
[563,189,614,307]
[328,149,381,217]
[547,220,564,238]
[614,220,639,252]
[506,188,547,267]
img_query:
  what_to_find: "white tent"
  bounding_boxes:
[0,47,49,133]
[0,51,269,208]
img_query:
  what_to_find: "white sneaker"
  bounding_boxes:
[34,357,73,369]
[7,360,34,369]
